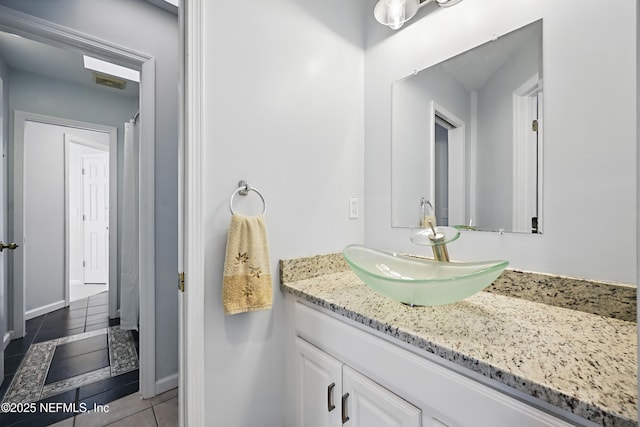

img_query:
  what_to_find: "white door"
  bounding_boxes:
[82,153,109,284]
[0,76,6,384]
[295,337,343,427]
[342,366,421,427]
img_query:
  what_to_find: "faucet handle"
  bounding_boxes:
[410,226,460,247]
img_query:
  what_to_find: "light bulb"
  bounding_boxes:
[386,0,406,30]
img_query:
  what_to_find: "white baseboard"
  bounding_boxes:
[3,331,12,350]
[25,300,66,320]
[69,279,83,286]
[155,372,179,395]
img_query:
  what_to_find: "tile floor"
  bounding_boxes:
[0,292,167,426]
[50,387,178,427]
[70,284,109,303]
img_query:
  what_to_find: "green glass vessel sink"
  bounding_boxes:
[343,245,509,306]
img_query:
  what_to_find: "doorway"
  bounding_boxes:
[434,119,450,226]
[430,102,465,227]
[0,10,157,398]
[18,117,116,320]
[66,133,111,302]
[513,73,543,233]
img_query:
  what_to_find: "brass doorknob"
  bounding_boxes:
[0,242,19,252]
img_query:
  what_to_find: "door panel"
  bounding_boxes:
[82,154,109,284]
[343,366,421,427]
[295,337,343,427]
[0,76,5,383]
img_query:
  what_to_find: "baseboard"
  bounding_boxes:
[3,331,12,351]
[155,372,179,395]
[25,300,66,320]
[69,279,82,286]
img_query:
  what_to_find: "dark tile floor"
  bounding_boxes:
[0,292,140,426]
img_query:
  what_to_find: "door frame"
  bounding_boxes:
[0,6,157,399]
[512,73,543,233]
[182,0,206,424]
[430,101,466,226]
[64,133,111,305]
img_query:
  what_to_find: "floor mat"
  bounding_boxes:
[2,325,138,404]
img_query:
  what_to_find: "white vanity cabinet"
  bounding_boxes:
[296,337,421,427]
[286,297,579,427]
[295,337,342,427]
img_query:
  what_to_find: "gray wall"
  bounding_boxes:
[475,36,539,231]
[20,120,112,313]
[9,72,138,284]
[392,67,471,227]
[0,0,179,384]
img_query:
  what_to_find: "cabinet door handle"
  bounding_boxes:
[341,392,350,423]
[327,382,336,411]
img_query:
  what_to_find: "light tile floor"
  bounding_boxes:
[49,388,178,427]
[70,284,109,302]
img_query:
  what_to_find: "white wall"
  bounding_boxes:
[365,0,636,284]
[0,0,180,383]
[200,0,366,424]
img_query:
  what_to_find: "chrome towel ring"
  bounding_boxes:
[229,180,266,215]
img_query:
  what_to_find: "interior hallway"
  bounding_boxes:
[0,292,148,426]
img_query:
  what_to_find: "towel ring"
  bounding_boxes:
[229,181,267,215]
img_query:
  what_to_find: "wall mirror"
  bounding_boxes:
[391,20,543,233]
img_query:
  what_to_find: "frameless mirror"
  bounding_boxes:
[391,20,543,233]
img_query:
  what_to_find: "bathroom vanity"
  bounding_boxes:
[280,254,637,427]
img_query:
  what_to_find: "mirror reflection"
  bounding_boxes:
[391,20,543,233]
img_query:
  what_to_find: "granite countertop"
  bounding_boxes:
[279,253,638,427]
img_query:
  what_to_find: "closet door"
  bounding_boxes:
[295,337,343,427]
[342,366,421,427]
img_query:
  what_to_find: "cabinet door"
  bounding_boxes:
[295,337,343,427]
[342,366,421,427]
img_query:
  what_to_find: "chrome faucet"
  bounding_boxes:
[426,221,450,262]
[410,212,459,261]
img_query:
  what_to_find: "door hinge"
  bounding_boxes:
[178,272,185,292]
[532,119,539,132]
[83,260,86,267]
[82,168,85,175]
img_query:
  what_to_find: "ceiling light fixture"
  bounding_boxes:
[83,55,140,83]
[435,0,463,7]
[374,0,463,30]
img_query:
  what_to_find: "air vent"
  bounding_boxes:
[93,72,126,90]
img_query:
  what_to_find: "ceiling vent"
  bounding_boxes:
[93,72,126,90]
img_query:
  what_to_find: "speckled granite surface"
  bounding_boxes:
[279,253,638,427]
[488,270,636,322]
[279,252,349,283]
